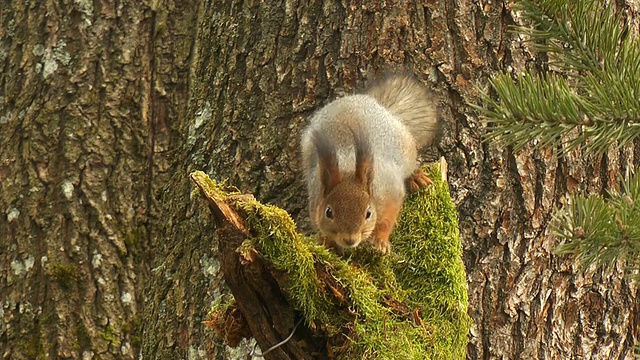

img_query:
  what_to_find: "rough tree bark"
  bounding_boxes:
[0,1,194,359]
[2,0,639,359]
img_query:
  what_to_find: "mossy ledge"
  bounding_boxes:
[191,163,471,359]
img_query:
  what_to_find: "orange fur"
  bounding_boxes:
[405,168,433,193]
[370,197,402,254]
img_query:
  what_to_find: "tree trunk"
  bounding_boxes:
[2,0,638,359]
[0,1,193,359]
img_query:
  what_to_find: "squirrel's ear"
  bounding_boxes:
[311,131,341,195]
[353,128,374,194]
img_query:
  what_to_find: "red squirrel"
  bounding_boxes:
[301,74,440,254]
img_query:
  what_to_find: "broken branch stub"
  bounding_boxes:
[190,171,324,360]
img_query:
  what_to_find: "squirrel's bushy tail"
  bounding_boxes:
[366,74,440,147]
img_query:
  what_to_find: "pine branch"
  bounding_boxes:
[479,0,640,155]
[476,0,640,280]
[474,72,590,153]
[553,172,640,275]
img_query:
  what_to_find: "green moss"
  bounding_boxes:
[190,171,240,204]
[391,166,472,359]
[237,199,335,326]
[101,324,121,348]
[195,164,471,359]
[208,294,237,320]
[49,263,79,290]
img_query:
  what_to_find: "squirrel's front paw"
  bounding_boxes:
[320,236,345,255]
[371,237,391,254]
[406,168,433,192]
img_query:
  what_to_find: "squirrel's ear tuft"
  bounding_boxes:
[352,127,374,194]
[311,130,341,195]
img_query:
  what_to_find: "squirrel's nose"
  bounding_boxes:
[342,237,358,247]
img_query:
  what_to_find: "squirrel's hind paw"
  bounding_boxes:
[405,168,433,192]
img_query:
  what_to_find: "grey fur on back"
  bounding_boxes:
[366,74,439,148]
[301,95,414,206]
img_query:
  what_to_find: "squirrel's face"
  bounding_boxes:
[315,178,377,249]
[308,126,375,250]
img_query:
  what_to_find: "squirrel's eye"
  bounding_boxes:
[365,208,372,220]
[325,206,333,219]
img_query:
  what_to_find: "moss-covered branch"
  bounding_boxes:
[191,162,470,359]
